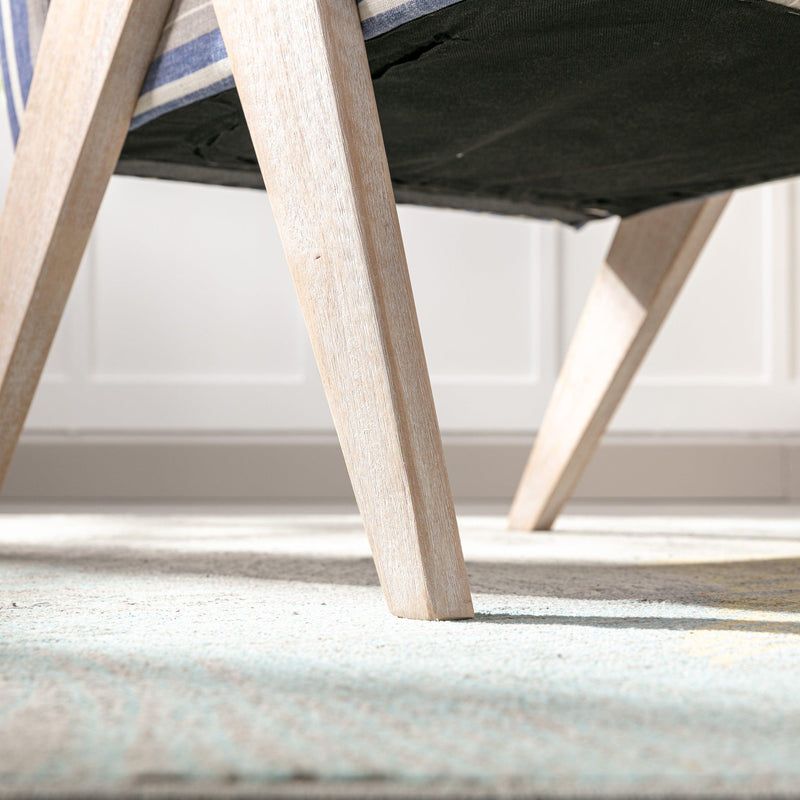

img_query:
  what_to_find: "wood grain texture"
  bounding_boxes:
[212,0,473,619]
[0,0,173,486]
[509,194,731,531]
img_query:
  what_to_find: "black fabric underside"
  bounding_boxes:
[117,0,800,226]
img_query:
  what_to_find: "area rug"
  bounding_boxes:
[2,508,800,798]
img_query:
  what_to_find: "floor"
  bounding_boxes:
[2,504,800,798]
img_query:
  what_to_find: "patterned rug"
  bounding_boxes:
[2,508,800,798]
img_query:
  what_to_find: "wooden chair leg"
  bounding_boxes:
[508,194,731,531]
[0,0,172,486]
[212,0,473,620]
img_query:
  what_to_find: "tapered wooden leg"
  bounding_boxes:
[0,0,173,486]
[212,0,473,619]
[509,194,731,531]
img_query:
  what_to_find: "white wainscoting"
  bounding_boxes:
[3,118,799,436]
[1,115,563,433]
[3,103,800,502]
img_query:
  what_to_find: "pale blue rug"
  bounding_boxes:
[2,509,800,798]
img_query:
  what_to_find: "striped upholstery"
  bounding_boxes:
[0,0,467,141]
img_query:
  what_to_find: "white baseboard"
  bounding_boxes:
[4,432,800,504]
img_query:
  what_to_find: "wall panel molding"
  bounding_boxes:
[4,102,800,436]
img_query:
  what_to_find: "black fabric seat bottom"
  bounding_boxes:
[117,0,800,226]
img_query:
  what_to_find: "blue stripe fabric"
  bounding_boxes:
[0,12,19,142]
[139,29,229,96]
[359,0,466,38]
[0,0,468,144]
[9,0,31,106]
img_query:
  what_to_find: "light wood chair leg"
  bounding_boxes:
[509,194,731,531]
[0,0,173,486]
[212,0,473,620]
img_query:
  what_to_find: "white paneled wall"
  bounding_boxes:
[1,114,799,435]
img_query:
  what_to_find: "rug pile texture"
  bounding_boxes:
[2,509,800,798]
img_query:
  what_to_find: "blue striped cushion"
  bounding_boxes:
[0,0,468,142]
